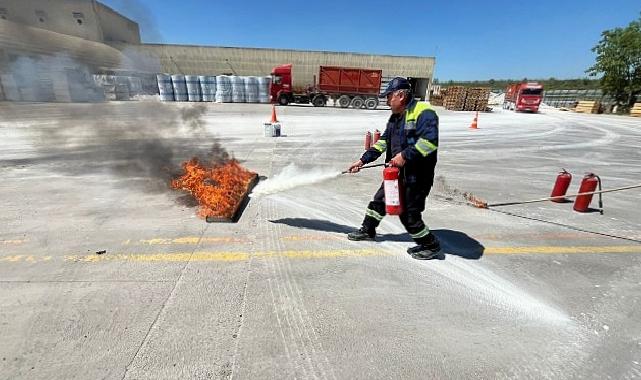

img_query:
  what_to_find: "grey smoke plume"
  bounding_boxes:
[1,102,231,193]
[1,54,103,102]
[106,0,163,42]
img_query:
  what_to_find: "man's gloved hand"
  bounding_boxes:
[347,160,364,173]
[390,152,406,167]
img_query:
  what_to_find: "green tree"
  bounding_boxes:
[587,14,641,110]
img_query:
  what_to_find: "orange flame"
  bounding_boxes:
[171,159,257,219]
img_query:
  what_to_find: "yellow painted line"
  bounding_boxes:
[485,246,641,255]
[0,255,51,263]
[1,246,640,264]
[123,237,242,246]
[255,249,382,259]
[59,249,381,263]
[124,235,342,246]
[281,235,339,241]
[0,239,27,245]
[0,249,382,264]
[64,252,249,263]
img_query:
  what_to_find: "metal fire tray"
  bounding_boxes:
[205,174,259,223]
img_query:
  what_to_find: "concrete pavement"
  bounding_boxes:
[1,101,640,379]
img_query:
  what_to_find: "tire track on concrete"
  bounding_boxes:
[229,238,255,380]
[263,198,313,379]
[121,223,209,380]
[267,198,330,379]
[270,198,337,380]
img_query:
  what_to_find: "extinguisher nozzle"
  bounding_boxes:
[463,193,488,209]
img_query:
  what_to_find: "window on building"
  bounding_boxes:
[72,12,84,25]
[0,8,7,20]
[35,10,47,23]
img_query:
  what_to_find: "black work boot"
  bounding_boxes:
[347,227,375,241]
[407,233,441,260]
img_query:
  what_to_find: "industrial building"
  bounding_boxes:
[0,0,435,101]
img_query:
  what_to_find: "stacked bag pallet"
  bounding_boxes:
[574,101,600,114]
[630,103,641,117]
[155,74,271,103]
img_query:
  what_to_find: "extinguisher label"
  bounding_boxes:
[384,180,401,206]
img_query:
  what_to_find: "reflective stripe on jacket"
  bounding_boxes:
[360,100,439,186]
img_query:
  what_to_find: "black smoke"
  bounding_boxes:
[0,102,232,193]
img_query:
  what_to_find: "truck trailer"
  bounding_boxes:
[503,82,544,112]
[270,64,383,109]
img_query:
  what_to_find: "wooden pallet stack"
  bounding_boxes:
[574,101,600,114]
[464,88,491,111]
[429,94,444,107]
[442,87,490,111]
[443,86,466,111]
[630,102,641,117]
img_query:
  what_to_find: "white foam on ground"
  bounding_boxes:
[380,236,572,325]
[252,164,341,196]
[272,191,572,325]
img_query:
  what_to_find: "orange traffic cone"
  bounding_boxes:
[469,111,479,129]
[270,105,279,123]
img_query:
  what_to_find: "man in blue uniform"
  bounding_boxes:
[346,77,441,260]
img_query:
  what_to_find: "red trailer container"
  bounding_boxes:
[271,64,383,109]
[318,66,382,95]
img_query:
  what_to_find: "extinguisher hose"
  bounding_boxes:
[488,208,641,244]
[596,175,603,215]
[481,183,641,208]
[341,163,386,174]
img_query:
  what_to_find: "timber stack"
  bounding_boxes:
[442,86,490,111]
[574,100,600,114]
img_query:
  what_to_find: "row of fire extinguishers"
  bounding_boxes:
[551,169,603,214]
[362,130,404,216]
[365,130,382,150]
[371,164,606,216]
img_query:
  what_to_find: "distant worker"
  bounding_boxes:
[346,77,441,259]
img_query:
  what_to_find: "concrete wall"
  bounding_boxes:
[95,2,140,44]
[0,0,101,41]
[118,43,435,94]
[0,18,132,71]
[0,0,139,44]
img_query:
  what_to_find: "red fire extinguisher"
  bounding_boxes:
[574,173,603,214]
[365,131,372,150]
[383,166,403,215]
[373,129,381,144]
[550,169,572,203]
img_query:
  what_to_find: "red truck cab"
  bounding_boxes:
[503,82,543,112]
[270,64,293,105]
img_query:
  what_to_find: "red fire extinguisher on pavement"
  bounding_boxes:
[550,169,572,203]
[383,165,403,215]
[574,173,603,214]
[373,130,381,144]
[365,131,372,150]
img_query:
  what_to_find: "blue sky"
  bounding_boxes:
[101,0,640,81]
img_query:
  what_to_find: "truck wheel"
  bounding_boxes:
[312,95,326,107]
[338,95,350,108]
[278,94,289,106]
[351,96,364,109]
[365,98,379,110]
